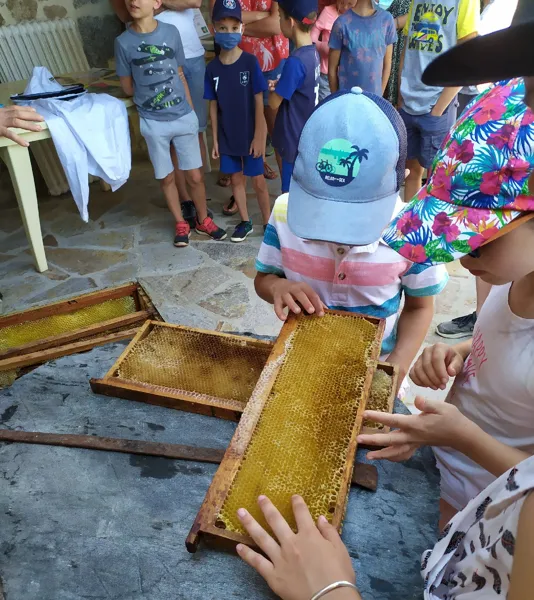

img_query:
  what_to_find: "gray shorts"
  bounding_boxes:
[183,55,207,132]
[140,111,202,179]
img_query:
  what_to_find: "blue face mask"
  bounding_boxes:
[214,32,242,50]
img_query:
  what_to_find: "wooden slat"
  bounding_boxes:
[0,283,138,328]
[0,311,151,360]
[101,320,153,379]
[186,310,385,553]
[90,377,243,422]
[0,328,140,372]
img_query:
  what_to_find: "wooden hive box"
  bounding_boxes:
[186,309,385,552]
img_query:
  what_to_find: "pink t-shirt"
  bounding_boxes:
[311,5,340,75]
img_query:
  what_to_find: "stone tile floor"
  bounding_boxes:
[0,153,477,408]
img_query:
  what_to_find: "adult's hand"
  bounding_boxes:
[0,106,44,147]
[236,495,360,600]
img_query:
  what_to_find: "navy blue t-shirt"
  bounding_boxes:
[272,45,320,164]
[204,51,267,156]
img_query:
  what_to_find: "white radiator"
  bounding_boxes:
[0,19,90,196]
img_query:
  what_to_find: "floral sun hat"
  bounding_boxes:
[383,78,534,265]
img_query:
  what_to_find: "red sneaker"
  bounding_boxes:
[174,221,191,247]
[195,216,227,240]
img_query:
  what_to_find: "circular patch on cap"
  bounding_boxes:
[315,138,369,188]
[350,86,363,95]
[223,0,236,8]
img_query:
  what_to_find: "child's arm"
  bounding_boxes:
[255,273,325,321]
[269,56,305,111]
[119,76,134,97]
[203,69,219,159]
[359,396,531,478]
[178,67,194,109]
[328,50,341,93]
[115,38,134,96]
[209,100,219,159]
[386,295,434,388]
[251,92,267,158]
[381,44,393,95]
[327,17,343,93]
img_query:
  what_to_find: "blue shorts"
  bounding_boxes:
[220,154,264,177]
[400,103,457,169]
[183,55,207,132]
[263,59,287,106]
[281,159,294,193]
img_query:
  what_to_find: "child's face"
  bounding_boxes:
[279,9,294,39]
[126,0,161,19]
[459,220,534,285]
[214,17,242,33]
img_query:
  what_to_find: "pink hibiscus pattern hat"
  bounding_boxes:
[383,78,534,265]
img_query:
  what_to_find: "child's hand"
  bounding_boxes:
[271,280,325,321]
[410,343,465,391]
[236,495,358,600]
[357,396,473,459]
[212,140,220,160]
[250,136,264,159]
[267,77,279,93]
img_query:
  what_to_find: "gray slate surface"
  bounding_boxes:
[0,342,439,600]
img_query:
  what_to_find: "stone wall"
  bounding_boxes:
[0,0,122,68]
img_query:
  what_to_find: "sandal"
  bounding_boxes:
[263,162,278,180]
[223,195,239,216]
[217,174,231,187]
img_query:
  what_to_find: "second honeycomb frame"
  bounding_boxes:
[90,320,274,421]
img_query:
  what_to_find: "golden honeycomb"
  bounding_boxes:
[115,325,272,405]
[216,313,380,535]
[0,296,137,352]
[362,369,393,430]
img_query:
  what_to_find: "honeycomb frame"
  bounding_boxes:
[186,309,385,552]
[90,321,274,421]
[359,362,398,436]
[0,282,160,378]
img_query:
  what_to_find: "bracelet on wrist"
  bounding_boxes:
[311,581,358,600]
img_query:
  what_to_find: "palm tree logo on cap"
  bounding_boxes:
[316,138,369,187]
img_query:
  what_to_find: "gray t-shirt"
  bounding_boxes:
[400,0,475,115]
[115,21,191,121]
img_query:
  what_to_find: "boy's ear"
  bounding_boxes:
[154,0,163,11]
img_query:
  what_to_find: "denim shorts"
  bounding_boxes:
[220,153,264,177]
[400,103,457,169]
[140,111,202,179]
[183,55,207,132]
[262,59,287,105]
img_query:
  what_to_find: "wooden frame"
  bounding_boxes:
[0,282,161,373]
[359,361,399,437]
[186,309,385,553]
[90,321,274,422]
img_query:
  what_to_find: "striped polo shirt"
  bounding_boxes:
[256,195,449,355]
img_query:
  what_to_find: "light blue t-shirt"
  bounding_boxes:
[115,21,191,121]
[329,8,397,96]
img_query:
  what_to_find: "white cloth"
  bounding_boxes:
[423,455,534,599]
[19,67,131,222]
[156,9,205,59]
[434,283,534,510]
